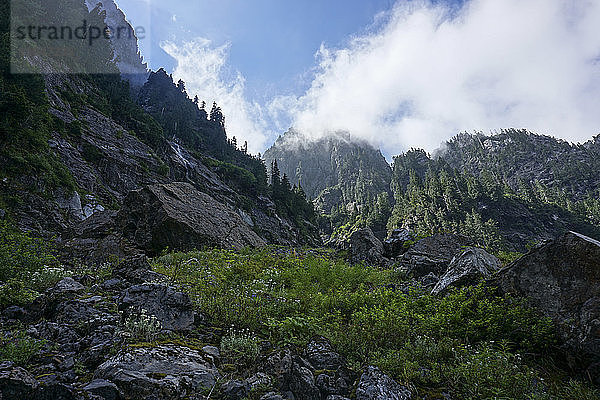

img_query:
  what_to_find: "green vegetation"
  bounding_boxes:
[388,148,600,253]
[0,221,68,308]
[0,331,45,366]
[152,247,596,399]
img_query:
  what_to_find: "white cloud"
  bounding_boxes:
[281,0,600,154]
[161,38,270,154]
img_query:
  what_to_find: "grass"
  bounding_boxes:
[152,246,598,400]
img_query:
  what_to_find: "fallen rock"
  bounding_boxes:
[355,366,412,400]
[432,247,501,295]
[119,283,194,332]
[383,228,415,258]
[398,233,473,278]
[119,182,266,254]
[220,380,249,400]
[495,231,600,366]
[83,379,123,400]
[95,345,219,400]
[348,228,385,265]
[304,336,343,370]
[0,362,38,400]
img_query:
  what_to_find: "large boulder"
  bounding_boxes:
[355,366,412,400]
[348,228,385,265]
[383,228,415,258]
[119,182,266,254]
[95,345,220,399]
[432,247,502,295]
[119,283,194,332]
[0,362,38,400]
[397,233,474,278]
[495,232,600,367]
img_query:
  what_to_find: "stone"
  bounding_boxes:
[119,283,194,332]
[83,379,123,400]
[398,234,474,278]
[220,380,249,400]
[355,366,412,400]
[494,231,600,367]
[2,306,27,320]
[348,228,385,265]
[383,228,415,258]
[432,247,502,295]
[260,393,285,400]
[95,345,220,400]
[53,277,85,294]
[118,182,266,254]
[304,336,343,370]
[0,363,38,400]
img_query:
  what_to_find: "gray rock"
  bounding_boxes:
[384,228,415,258]
[398,234,474,278]
[432,247,501,295]
[53,277,85,294]
[34,383,78,400]
[495,231,600,367]
[355,366,412,400]
[348,228,385,265]
[264,350,320,400]
[260,393,285,400]
[2,306,27,320]
[245,372,271,391]
[202,345,221,360]
[326,396,351,400]
[221,380,249,400]
[0,208,5,219]
[304,336,343,370]
[96,345,220,400]
[119,283,194,332]
[83,379,123,400]
[119,182,266,254]
[0,363,38,400]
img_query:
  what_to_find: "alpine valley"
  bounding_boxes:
[1,1,600,400]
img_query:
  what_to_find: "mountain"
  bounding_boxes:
[0,0,319,262]
[264,130,392,238]
[85,0,149,88]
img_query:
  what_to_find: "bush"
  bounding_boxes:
[0,331,45,365]
[220,327,261,365]
[152,247,591,398]
[122,308,162,342]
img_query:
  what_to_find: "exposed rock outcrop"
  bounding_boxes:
[397,233,474,277]
[348,228,386,265]
[355,366,412,400]
[495,231,600,369]
[95,345,220,399]
[432,247,502,295]
[119,182,266,254]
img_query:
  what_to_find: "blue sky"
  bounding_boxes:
[114,0,600,156]
[117,0,400,98]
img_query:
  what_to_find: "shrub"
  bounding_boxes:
[220,327,261,365]
[122,308,162,342]
[0,331,45,365]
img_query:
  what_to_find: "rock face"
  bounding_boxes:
[383,229,415,258]
[119,182,266,254]
[264,130,392,216]
[119,283,195,332]
[355,366,412,400]
[495,231,600,364]
[398,233,474,278]
[348,228,386,265]
[96,345,220,399]
[432,247,502,295]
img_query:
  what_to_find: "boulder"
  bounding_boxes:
[495,232,600,366]
[383,228,415,258]
[264,349,320,400]
[432,247,502,295]
[348,228,385,265]
[355,366,412,400]
[119,182,266,254]
[83,379,123,400]
[304,336,343,370]
[0,362,38,400]
[119,283,194,332]
[95,345,220,400]
[398,233,473,278]
[220,380,249,400]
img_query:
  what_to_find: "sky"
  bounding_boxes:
[115,0,600,157]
